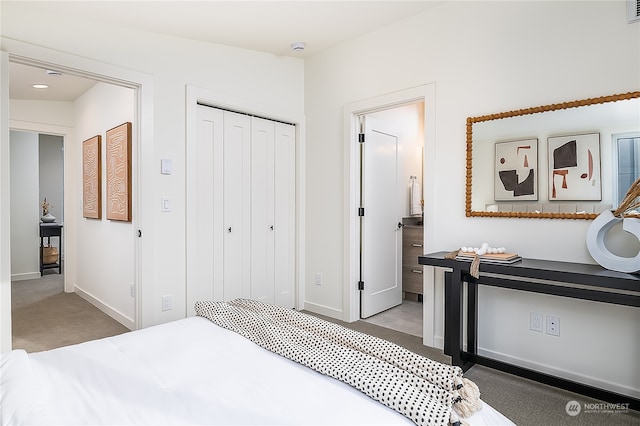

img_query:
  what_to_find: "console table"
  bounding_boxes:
[418,251,640,410]
[40,223,63,275]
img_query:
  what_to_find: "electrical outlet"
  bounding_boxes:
[315,273,322,286]
[162,295,172,312]
[530,312,543,332]
[546,315,560,336]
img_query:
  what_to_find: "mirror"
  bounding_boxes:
[466,92,640,219]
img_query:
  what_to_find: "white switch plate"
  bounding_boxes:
[161,197,172,212]
[161,158,173,175]
[162,295,172,311]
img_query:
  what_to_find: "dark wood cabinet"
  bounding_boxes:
[402,223,423,298]
[40,223,63,275]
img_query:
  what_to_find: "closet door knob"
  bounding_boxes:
[270,225,274,231]
[228,227,232,233]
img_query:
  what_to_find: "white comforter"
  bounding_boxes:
[1,317,514,425]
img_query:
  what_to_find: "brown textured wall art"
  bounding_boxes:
[82,135,101,219]
[106,122,132,221]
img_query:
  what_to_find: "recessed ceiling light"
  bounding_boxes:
[32,84,49,89]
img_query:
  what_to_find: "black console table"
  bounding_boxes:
[418,251,640,410]
[40,223,63,275]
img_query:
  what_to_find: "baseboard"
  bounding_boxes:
[478,347,640,399]
[11,272,42,281]
[302,301,344,321]
[433,334,444,350]
[74,286,135,330]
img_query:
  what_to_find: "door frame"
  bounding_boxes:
[9,124,70,284]
[343,84,437,346]
[185,84,306,311]
[0,38,154,351]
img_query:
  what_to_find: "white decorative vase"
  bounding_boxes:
[41,213,56,223]
[586,210,640,274]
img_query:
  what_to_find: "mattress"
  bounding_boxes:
[1,316,514,425]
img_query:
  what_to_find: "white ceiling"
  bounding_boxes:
[7,1,439,101]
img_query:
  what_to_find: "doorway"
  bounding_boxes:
[2,55,146,352]
[343,84,436,346]
[358,103,424,337]
[10,130,64,280]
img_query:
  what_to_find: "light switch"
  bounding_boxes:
[161,158,173,175]
[161,197,172,212]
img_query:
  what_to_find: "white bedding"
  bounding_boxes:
[1,316,514,425]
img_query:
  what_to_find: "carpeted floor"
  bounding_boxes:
[11,272,129,352]
[11,274,639,425]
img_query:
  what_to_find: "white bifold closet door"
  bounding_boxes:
[187,105,295,314]
[251,117,295,307]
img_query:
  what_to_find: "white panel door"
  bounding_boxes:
[223,111,251,301]
[187,106,223,311]
[250,117,275,303]
[274,122,296,308]
[360,117,402,318]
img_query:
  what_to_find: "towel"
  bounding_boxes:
[411,180,422,215]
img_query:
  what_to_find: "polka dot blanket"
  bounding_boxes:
[195,299,481,426]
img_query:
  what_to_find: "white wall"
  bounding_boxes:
[40,134,64,226]
[9,130,39,280]
[72,82,136,327]
[304,1,639,397]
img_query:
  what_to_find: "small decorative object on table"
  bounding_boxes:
[445,243,521,278]
[587,177,640,274]
[41,198,56,223]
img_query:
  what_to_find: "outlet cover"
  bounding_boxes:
[162,295,172,312]
[530,312,543,332]
[546,315,560,336]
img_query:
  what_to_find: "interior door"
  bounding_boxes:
[360,115,402,318]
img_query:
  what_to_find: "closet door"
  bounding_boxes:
[250,117,275,304]
[223,111,251,301]
[250,118,295,308]
[273,122,295,308]
[187,106,223,308]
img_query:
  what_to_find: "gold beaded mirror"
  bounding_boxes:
[466,91,640,219]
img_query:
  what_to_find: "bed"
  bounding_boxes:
[1,299,514,426]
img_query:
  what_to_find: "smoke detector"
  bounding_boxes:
[290,42,306,52]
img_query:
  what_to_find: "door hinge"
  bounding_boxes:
[358,281,364,290]
[358,133,365,143]
[358,207,364,217]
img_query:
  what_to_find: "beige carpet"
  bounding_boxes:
[11,272,129,352]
